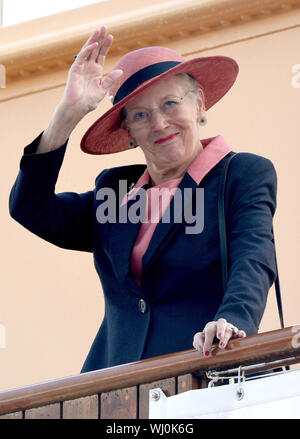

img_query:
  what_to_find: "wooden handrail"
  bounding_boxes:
[0,326,300,416]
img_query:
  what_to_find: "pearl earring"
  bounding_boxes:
[199,115,207,126]
[129,138,137,148]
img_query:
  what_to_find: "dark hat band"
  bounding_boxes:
[113,61,181,105]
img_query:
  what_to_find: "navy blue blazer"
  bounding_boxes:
[9,133,277,373]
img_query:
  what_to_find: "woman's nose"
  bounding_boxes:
[150,109,170,131]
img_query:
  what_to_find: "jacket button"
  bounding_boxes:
[139,299,147,314]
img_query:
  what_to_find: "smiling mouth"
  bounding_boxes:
[154,133,179,144]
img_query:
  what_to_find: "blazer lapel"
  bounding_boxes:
[109,184,149,297]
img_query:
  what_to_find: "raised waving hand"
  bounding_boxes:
[63,26,123,115]
[37,25,123,153]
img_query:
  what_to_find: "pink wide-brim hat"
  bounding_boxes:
[80,46,239,155]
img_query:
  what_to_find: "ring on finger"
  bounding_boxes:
[228,325,239,335]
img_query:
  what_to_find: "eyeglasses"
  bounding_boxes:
[125,90,192,128]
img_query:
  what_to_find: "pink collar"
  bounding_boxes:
[122,135,232,204]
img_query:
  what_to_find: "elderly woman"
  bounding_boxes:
[9,26,277,373]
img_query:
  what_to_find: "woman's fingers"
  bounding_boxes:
[82,25,107,51]
[193,331,205,352]
[96,33,114,65]
[193,322,216,356]
[78,25,112,65]
[218,327,247,350]
[88,29,112,64]
[101,69,123,93]
[193,320,247,356]
[215,318,228,345]
[75,42,99,64]
[202,322,217,356]
[218,325,237,349]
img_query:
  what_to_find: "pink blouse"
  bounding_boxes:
[121,135,232,286]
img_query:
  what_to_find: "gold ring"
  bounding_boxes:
[229,325,239,335]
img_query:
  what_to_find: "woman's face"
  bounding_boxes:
[124,75,203,173]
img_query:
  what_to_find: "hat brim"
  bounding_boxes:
[80,56,238,155]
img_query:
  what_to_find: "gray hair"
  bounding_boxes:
[175,73,206,111]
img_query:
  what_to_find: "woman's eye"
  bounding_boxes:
[133,111,148,121]
[163,99,180,112]
[164,100,177,107]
